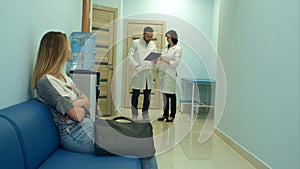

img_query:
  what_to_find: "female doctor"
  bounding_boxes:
[157,30,182,122]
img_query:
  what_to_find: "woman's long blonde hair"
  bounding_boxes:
[32,31,70,88]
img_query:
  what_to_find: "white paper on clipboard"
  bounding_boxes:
[144,52,161,61]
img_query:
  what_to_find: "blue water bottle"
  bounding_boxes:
[68,32,96,71]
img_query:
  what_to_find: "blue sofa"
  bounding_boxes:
[0,99,141,169]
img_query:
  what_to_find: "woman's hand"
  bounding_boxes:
[159,57,170,65]
[152,58,158,64]
[75,92,90,109]
[66,106,86,122]
[73,97,90,110]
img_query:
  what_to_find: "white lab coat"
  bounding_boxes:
[158,44,182,94]
[127,38,157,90]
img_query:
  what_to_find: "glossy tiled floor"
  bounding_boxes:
[115,107,256,169]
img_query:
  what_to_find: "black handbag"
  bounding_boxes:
[94,116,156,158]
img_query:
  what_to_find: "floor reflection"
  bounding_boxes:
[116,107,256,169]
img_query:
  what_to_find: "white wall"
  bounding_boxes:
[94,0,217,78]
[0,0,82,109]
[218,0,299,168]
[94,0,217,108]
[121,0,216,79]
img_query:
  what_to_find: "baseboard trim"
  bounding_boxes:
[214,129,270,169]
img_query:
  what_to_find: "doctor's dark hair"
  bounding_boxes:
[166,30,178,45]
[143,26,154,34]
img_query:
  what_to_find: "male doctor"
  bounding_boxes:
[127,26,158,121]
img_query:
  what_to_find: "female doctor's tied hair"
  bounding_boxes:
[165,30,178,46]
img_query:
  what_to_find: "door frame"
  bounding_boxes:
[92,4,118,116]
[121,19,166,109]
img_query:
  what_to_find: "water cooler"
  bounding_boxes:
[68,32,100,121]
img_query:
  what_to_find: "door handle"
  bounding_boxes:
[108,63,113,71]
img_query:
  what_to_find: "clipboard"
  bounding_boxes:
[144,52,161,61]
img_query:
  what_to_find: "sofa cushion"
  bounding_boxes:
[0,117,25,169]
[0,99,60,169]
[38,149,141,169]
